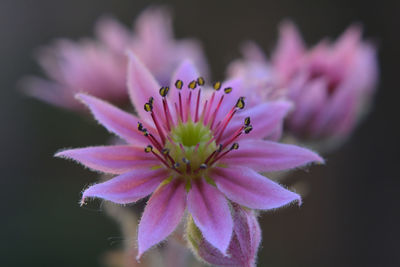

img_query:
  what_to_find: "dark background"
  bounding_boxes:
[1,0,399,266]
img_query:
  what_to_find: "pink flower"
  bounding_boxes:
[22,7,208,110]
[229,22,378,142]
[56,53,323,258]
[188,203,261,267]
[274,22,378,140]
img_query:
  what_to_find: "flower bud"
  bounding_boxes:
[186,204,261,267]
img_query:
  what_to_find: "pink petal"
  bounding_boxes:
[76,93,150,144]
[82,167,168,204]
[126,52,163,121]
[273,20,305,79]
[55,145,158,174]
[220,139,323,172]
[288,78,327,133]
[187,179,233,254]
[137,180,186,259]
[223,101,293,141]
[20,76,78,110]
[95,16,132,53]
[212,166,301,210]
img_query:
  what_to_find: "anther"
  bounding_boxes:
[197,77,205,86]
[175,79,183,89]
[235,97,245,109]
[188,80,197,89]
[182,158,190,164]
[244,117,251,126]
[144,102,153,112]
[213,81,222,91]
[217,144,223,152]
[148,96,154,105]
[230,143,239,150]
[161,148,170,155]
[137,122,144,131]
[144,145,153,153]
[244,125,253,134]
[174,162,180,169]
[159,86,169,97]
[199,163,207,169]
[224,87,233,94]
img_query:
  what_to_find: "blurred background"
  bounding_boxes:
[1,0,399,266]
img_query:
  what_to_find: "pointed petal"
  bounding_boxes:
[76,93,150,144]
[187,179,233,254]
[213,166,301,210]
[137,180,186,259]
[273,20,305,78]
[221,139,323,172]
[127,51,163,121]
[55,145,159,174]
[82,167,168,204]
[288,78,327,134]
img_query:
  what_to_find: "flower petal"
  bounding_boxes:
[82,167,168,204]
[127,51,163,121]
[221,139,323,172]
[273,20,305,78]
[137,180,186,259]
[76,93,150,144]
[187,179,233,254]
[55,145,159,174]
[212,166,301,210]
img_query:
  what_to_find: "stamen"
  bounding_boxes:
[144,102,153,112]
[224,87,233,94]
[148,97,154,106]
[159,86,170,97]
[185,91,193,122]
[175,79,183,90]
[179,93,183,120]
[213,81,221,91]
[182,157,192,173]
[204,92,215,124]
[215,106,237,143]
[144,145,153,153]
[137,122,144,131]
[162,99,172,130]
[151,112,166,144]
[244,125,253,134]
[188,80,197,90]
[209,95,225,129]
[235,97,245,109]
[199,163,207,169]
[195,89,201,122]
[197,77,205,86]
[244,117,251,126]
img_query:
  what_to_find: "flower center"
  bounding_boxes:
[138,77,253,187]
[166,120,217,173]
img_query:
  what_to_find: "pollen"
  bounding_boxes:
[213,81,221,91]
[175,79,183,89]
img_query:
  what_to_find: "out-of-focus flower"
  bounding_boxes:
[22,7,208,110]
[56,53,322,259]
[274,22,378,141]
[187,203,261,267]
[229,22,378,144]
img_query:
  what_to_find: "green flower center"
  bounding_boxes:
[166,120,217,175]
